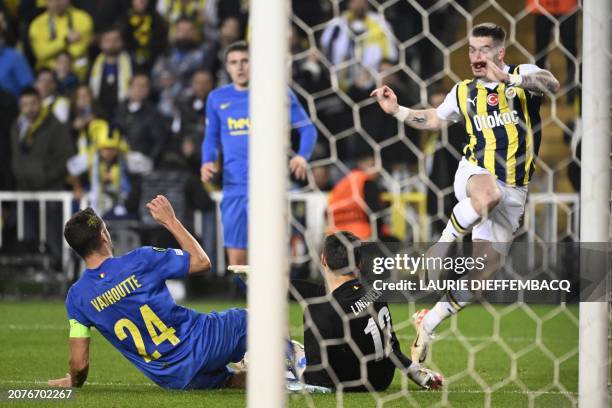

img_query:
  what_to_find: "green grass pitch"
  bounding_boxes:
[0,301,578,407]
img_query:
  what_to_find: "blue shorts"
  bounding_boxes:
[220,195,248,249]
[186,308,248,390]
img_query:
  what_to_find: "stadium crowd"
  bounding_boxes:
[0,0,579,267]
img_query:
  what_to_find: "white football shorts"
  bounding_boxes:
[453,157,527,250]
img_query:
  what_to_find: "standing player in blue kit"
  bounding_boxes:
[48,196,247,389]
[200,41,317,267]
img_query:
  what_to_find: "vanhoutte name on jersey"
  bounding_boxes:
[457,65,542,186]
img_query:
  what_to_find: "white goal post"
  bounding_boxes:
[247,0,289,407]
[578,0,610,407]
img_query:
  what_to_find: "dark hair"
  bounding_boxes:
[224,40,249,62]
[192,69,214,79]
[175,16,196,27]
[471,23,506,45]
[129,72,150,85]
[99,24,122,37]
[56,50,72,60]
[36,67,56,80]
[64,208,105,259]
[323,231,361,274]
[20,86,40,99]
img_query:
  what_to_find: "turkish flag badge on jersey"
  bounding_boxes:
[487,93,499,106]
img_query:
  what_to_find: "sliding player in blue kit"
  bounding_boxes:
[48,196,247,389]
[200,41,317,267]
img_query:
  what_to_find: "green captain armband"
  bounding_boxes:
[69,319,91,338]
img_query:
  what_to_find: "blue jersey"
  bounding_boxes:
[201,84,317,196]
[66,247,214,389]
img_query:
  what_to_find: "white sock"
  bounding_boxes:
[438,231,456,242]
[423,294,468,334]
[442,198,480,239]
[423,301,453,333]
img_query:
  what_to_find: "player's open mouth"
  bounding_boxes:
[471,62,486,69]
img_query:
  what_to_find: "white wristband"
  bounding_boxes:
[393,106,411,122]
[508,74,523,87]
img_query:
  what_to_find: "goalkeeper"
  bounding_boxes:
[289,231,443,391]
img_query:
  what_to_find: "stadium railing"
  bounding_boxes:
[0,191,87,292]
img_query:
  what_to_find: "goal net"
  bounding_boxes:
[278,0,608,406]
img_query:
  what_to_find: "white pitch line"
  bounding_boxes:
[0,324,67,330]
[0,380,577,396]
[0,380,156,387]
[439,389,577,396]
[395,334,544,343]
[393,388,578,397]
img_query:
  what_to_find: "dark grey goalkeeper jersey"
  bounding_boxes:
[292,279,412,391]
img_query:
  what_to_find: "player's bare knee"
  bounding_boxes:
[470,196,483,216]
[470,195,489,216]
[484,186,501,210]
[471,187,501,216]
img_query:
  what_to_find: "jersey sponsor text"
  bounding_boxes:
[472,110,519,131]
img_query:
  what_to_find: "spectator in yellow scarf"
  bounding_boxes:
[89,26,133,120]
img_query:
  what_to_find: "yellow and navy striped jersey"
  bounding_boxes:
[455,65,542,186]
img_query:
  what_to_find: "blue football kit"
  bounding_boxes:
[201,84,317,248]
[66,246,247,389]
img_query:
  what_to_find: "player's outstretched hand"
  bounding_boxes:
[484,58,509,84]
[48,374,71,387]
[289,155,307,181]
[146,195,177,228]
[370,85,399,115]
[200,162,217,183]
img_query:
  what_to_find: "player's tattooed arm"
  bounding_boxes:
[403,108,443,130]
[370,86,445,130]
[516,70,560,95]
[485,58,559,95]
